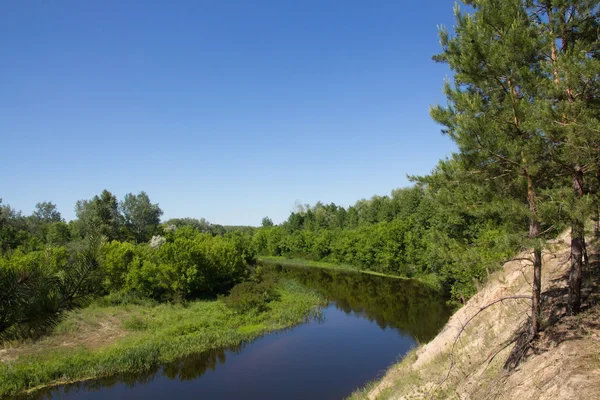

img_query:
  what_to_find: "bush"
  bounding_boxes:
[110,233,251,302]
[101,241,137,292]
[222,280,279,313]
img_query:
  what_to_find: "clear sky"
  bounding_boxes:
[1,0,458,226]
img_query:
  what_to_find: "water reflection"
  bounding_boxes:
[25,266,449,400]
[262,264,451,343]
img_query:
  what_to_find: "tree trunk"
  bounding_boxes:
[594,204,599,238]
[568,220,584,314]
[531,243,542,336]
[595,170,600,237]
[594,203,599,238]
[526,168,542,338]
[568,170,584,315]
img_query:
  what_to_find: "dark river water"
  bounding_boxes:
[31,265,451,400]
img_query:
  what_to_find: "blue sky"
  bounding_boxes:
[1,0,458,226]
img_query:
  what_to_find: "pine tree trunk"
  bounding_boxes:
[594,204,599,238]
[526,169,542,338]
[568,220,584,315]
[595,170,600,238]
[531,243,542,336]
[568,171,584,315]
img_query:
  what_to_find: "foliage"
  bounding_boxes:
[261,216,274,227]
[120,191,163,243]
[252,182,532,303]
[99,230,254,302]
[163,217,211,234]
[0,235,103,340]
[46,221,72,246]
[149,235,166,249]
[74,190,122,241]
[32,201,62,224]
[222,279,279,313]
[100,240,138,292]
[0,199,32,254]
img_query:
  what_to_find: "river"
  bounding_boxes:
[32,264,450,400]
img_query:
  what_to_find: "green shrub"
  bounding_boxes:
[101,241,137,292]
[222,280,279,313]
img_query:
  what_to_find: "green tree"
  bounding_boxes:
[32,202,62,223]
[32,201,62,224]
[74,190,122,241]
[164,217,212,233]
[261,216,274,227]
[27,202,63,243]
[120,191,163,243]
[431,0,558,336]
[533,0,600,315]
[0,200,34,253]
[46,221,71,246]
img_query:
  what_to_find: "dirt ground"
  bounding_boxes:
[0,312,126,363]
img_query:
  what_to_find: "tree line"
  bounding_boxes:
[255,183,527,304]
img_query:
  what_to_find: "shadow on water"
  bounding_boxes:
[25,264,450,400]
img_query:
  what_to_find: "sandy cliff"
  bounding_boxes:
[364,231,600,400]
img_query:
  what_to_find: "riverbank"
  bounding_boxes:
[349,230,600,400]
[0,280,325,397]
[258,256,441,287]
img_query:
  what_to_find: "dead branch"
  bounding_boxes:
[429,295,532,399]
[485,334,521,371]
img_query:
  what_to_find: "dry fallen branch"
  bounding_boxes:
[429,295,532,399]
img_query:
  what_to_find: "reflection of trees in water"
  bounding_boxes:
[23,364,162,400]
[30,319,334,400]
[163,346,235,381]
[29,267,449,399]
[28,344,247,400]
[264,264,451,343]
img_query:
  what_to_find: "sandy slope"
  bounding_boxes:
[366,231,600,400]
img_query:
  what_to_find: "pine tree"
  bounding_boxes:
[431,0,558,337]
[533,0,600,315]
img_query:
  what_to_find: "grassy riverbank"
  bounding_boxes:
[0,280,325,397]
[259,256,403,278]
[258,256,442,288]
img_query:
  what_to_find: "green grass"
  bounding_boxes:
[0,279,325,397]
